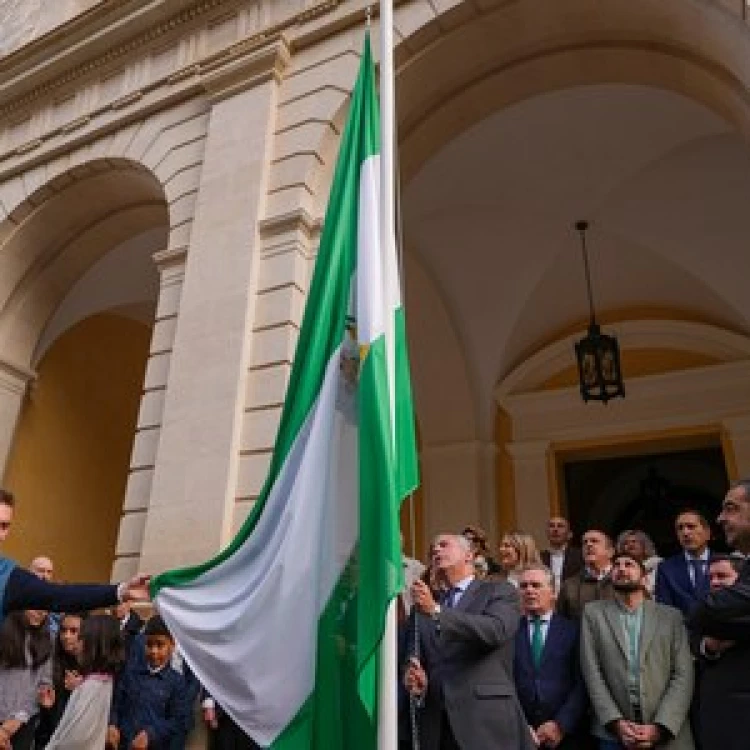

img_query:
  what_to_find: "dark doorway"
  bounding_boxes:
[563,446,729,558]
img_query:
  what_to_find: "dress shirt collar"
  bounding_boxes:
[684,548,710,564]
[527,610,553,623]
[451,575,474,594]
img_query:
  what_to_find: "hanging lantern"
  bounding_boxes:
[573,221,625,403]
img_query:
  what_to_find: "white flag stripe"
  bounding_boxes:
[357,155,401,444]
[156,346,358,747]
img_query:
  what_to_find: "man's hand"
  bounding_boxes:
[130,730,149,749]
[203,706,219,730]
[120,575,152,602]
[410,579,438,616]
[614,719,641,748]
[404,657,428,696]
[107,725,120,749]
[0,726,10,750]
[536,720,563,747]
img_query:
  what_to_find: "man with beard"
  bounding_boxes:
[580,553,694,749]
[690,481,750,750]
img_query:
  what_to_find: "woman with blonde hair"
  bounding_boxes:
[494,531,541,586]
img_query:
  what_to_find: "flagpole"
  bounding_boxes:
[378,0,398,746]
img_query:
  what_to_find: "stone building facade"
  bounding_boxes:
[2,0,750,581]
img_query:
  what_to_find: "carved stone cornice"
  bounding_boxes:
[0,0,228,115]
[202,35,291,103]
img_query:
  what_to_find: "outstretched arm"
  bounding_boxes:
[3,568,151,615]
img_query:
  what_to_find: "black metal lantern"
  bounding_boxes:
[573,221,625,403]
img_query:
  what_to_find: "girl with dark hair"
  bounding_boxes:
[35,613,86,747]
[44,614,124,749]
[0,609,53,750]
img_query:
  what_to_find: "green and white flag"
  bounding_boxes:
[151,34,418,749]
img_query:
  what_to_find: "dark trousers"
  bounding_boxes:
[439,711,461,750]
[10,719,36,750]
[208,712,260,750]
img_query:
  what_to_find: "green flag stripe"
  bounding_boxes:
[150,36,379,595]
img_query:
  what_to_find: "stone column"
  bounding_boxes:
[0,357,34,478]
[722,414,750,479]
[111,248,186,582]
[506,440,551,544]
[137,41,290,574]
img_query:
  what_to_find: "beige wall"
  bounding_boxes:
[2,313,150,581]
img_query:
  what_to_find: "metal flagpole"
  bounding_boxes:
[378,0,398,744]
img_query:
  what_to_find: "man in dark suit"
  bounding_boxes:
[540,517,583,593]
[514,564,586,749]
[0,488,149,620]
[404,533,534,750]
[655,509,712,617]
[690,481,750,750]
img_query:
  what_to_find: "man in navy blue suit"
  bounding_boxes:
[514,564,586,749]
[655,509,713,617]
[0,488,150,619]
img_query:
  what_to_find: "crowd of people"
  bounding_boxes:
[4,477,750,750]
[0,490,256,750]
[398,480,750,750]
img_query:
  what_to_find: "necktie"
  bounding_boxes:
[531,616,544,669]
[444,587,460,608]
[690,559,707,591]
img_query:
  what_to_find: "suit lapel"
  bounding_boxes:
[675,556,693,593]
[603,600,629,660]
[639,601,658,664]
[539,614,560,667]
[454,578,481,612]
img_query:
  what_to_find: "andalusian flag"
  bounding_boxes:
[151,34,418,749]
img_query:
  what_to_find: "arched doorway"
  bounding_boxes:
[0,160,166,579]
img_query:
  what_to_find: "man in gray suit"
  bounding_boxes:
[404,533,533,750]
[580,552,694,750]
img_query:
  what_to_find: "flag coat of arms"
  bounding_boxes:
[150,35,419,749]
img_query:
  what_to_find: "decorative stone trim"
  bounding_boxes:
[0,356,36,395]
[258,206,320,239]
[203,35,291,102]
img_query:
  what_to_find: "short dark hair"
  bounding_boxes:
[583,529,614,550]
[676,508,710,529]
[79,615,124,677]
[0,489,14,508]
[612,552,647,574]
[144,615,173,641]
[709,554,744,575]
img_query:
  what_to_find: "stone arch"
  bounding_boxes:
[0,159,166,368]
[269,0,750,229]
[496,319,750,399]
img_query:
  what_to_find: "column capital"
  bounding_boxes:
[0,356,35,396]
[505,440,551,462]
[202,35,291,104]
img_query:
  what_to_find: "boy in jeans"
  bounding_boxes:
[108,616,191,749]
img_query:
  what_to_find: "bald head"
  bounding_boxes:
[30,556,54,581]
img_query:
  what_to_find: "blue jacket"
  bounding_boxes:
[513,613,587,736]
[655,552,712,617]
[0,555,119,617]
[111,660,192,750]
